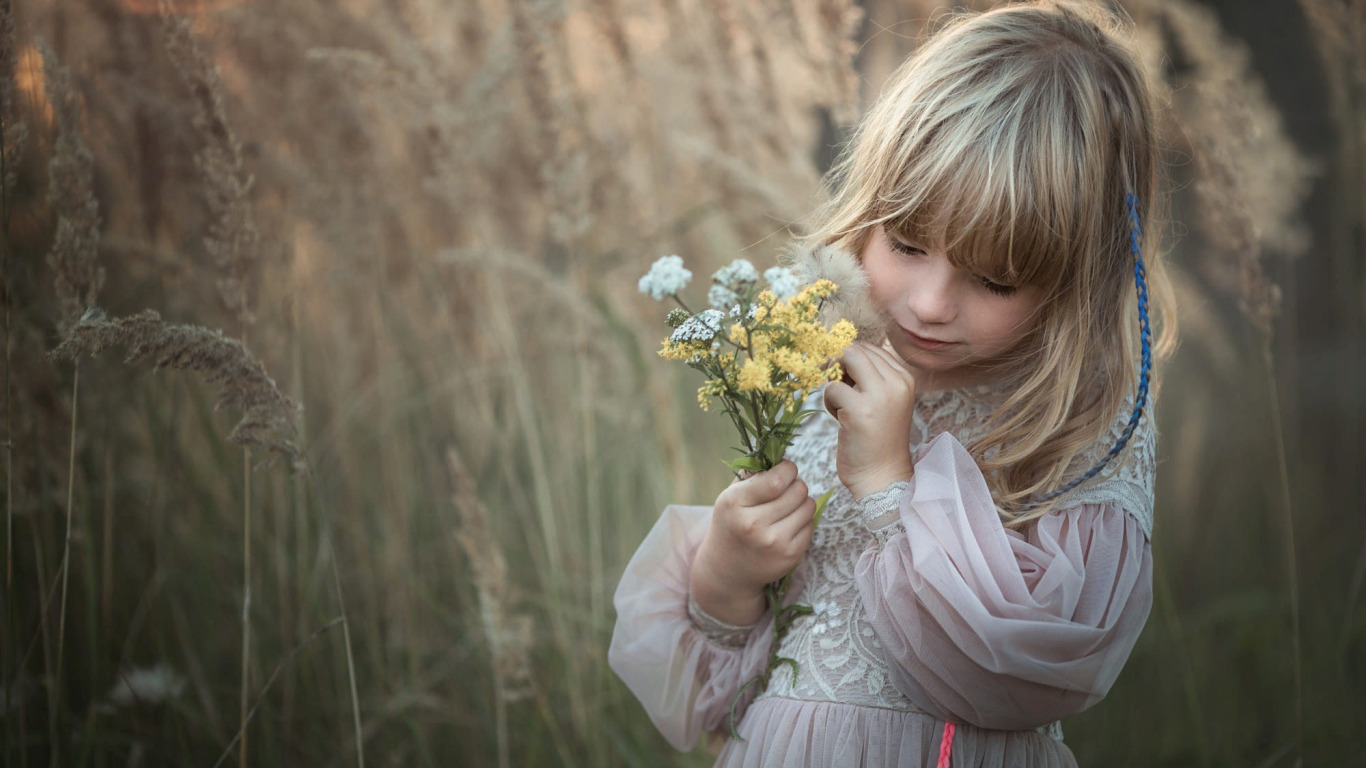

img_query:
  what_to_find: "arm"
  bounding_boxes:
[609,461,816,749]
[852,433,1153,730]
[608,504,776,750]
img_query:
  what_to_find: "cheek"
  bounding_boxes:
[972,300,1038,349]
[860,251,898,307]
[997,301,1043,344]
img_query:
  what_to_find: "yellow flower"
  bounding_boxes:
[767,347,815,387]
[697,378,728,411]
[659,338,709,361]
[737,358,775,393]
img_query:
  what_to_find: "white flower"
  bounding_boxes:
[713,258,759,289]
[638,254,692,300]
[106,664,187,708]
[669,309,725,343]
[708,283,739,310]
[764,266,801,299]
[728,304,758,321]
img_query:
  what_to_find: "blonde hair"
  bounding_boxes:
[802,0,1178,527]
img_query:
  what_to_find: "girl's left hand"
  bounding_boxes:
[822,342,916,500]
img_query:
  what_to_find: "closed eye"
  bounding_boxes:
[888,231,1019,296]
[887,237,924,257]
[978,276,1018,297]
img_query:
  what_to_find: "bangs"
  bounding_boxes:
[874,49,1106,296]
[883,153,1072,292]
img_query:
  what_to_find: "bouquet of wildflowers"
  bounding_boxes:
[641,255,857,473]
[639,247,879,737]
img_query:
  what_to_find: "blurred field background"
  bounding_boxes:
[1,0,1363,765]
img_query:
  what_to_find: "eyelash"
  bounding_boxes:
[980,279,1018,297]
[887,237,1019,297]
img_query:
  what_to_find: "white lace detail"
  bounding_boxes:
[687,591,757,650]
[856,480,910,547]
[754,381,1156,740]
[1056,396,1157,538]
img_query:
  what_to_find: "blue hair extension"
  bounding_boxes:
[1016,193,1152,512]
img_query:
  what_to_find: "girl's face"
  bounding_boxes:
[861,225,1045,393]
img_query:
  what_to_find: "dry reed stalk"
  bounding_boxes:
[1160,2,1319,759]
[446,446,533,768]
[31,525,55,768]
[509,0,592,251]
[1298,0,1366,674]
[1297,0,1366,237]
[40,43,105,335]
[207,617,344,768]
[46,308,301,461]
[0,0,26,757]
[815,0,865,126]
[572,286,607,764]
[37,42,107,768]
[157,8,266,762]
[1161,1,1315,272]
[159,1,259,330]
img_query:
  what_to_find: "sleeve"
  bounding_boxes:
[608,504,777,751]
[852,432,1153,731]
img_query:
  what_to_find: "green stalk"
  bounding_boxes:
[1263,340,1301,762]
[239,441,251,768]
[53,361,78,768]
[239,321,253,768]
[1,59,13,765]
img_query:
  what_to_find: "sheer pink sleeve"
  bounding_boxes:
[608,504,776,750]
[853,433,1153,731]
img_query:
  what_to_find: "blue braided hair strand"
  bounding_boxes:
[1016,193,1153,512]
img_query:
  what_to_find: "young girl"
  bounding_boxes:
[610,1,1176,765]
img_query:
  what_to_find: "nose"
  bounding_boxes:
[907,255,958,325]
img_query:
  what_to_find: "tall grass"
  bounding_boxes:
[1,0,1362,766]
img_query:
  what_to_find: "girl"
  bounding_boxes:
[610,1,1176,765]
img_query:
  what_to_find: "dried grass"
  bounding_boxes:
[161,0,260,329]
[0,0,25,200]
[39,42,104,336]
[6,0,1357,765]
[1160,0,1315,333]
[446,446,533,768]
[46,307,301,464]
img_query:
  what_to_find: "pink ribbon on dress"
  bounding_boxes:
[936,722,956,768]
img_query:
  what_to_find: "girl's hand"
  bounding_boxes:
[822,342,916,500]
[690,460,816,626]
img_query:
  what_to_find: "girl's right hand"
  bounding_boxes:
[690,460,816,625]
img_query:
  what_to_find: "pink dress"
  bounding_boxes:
[609,382,1155,767]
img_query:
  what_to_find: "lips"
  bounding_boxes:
[899,326,956,350]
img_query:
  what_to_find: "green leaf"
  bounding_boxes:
[763,438,786,468]
[813,486,837,526]
[723,455,767,473]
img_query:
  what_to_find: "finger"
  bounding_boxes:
[822,381,854,416]
[862,343,916,386]
[838,344,888,391]
[773,495,817,542]
[752,474,810,524]
[738,460,797,505]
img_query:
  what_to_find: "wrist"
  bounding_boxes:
[854,479,912,546]
[690,552,766,627]
[847,462,914,501]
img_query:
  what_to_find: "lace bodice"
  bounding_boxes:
[752,380,1157,735]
